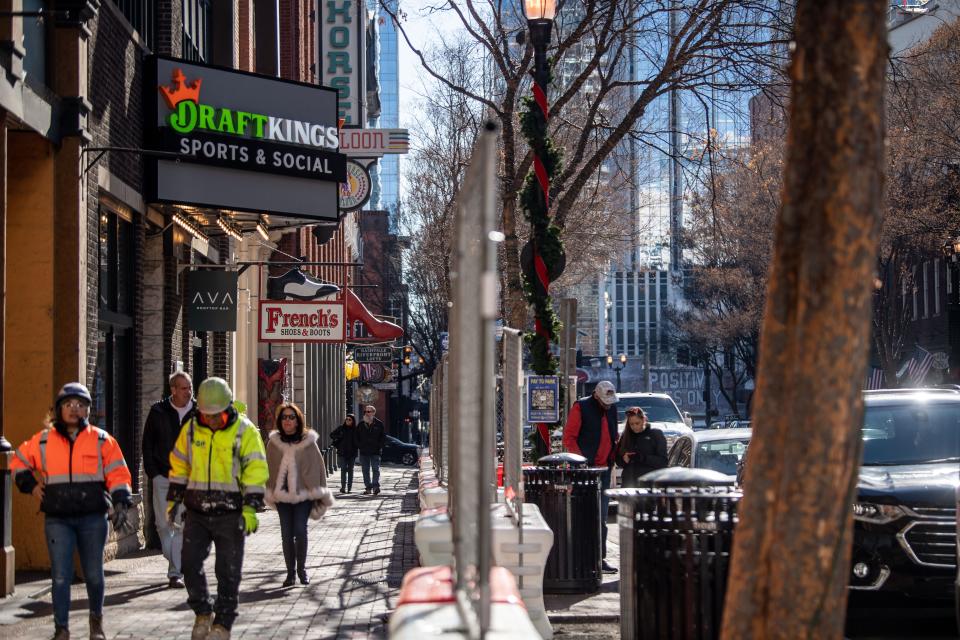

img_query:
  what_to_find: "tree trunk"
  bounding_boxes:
[501,196,527,330]
[721,2,887,639]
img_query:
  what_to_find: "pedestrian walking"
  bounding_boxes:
[10,382,134,640]
[561,380,619,574]
[142,371,194,589]
[264,402,335,587]
[167,377,268,640]
[356,405,386,495]
[330,413,359,493]
[614,407,667,488]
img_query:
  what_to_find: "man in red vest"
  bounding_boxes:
[562,380,619,573]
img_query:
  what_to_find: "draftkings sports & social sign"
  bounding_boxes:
[145,56,347,221]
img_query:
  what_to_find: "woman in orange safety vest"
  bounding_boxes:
[10,382,133,640]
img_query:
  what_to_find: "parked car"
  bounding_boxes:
[666,428,752,482]
[849,388,960,599]
[381,435,420,466]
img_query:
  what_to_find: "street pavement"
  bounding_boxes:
[0,465,420,639]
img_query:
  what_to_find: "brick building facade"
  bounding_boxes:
[0,0,358,584]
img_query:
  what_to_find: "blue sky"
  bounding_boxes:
[395,2,460,129]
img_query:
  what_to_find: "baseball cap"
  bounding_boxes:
[594,380,619,404]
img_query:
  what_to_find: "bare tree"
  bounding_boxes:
[721,1,887,637]
[384,0,786,329]
[401,39,486,373]
[669,138,781,411]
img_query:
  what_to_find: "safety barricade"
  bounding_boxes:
[389,566,540,639]
[415,506,455,567]
[490,502,554,639]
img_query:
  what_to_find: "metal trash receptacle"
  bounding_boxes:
[523,452,604,594]
[608,467,741,640]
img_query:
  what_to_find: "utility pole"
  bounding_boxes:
[669,0,682,273]
[559,298,578,419]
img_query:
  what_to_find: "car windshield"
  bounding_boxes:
[618,397,683,424]
[386,436,401,445]
[861,402,960,465]
[695,439,750,476]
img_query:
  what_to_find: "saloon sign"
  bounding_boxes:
[259,300,345,343]
[146,56,346,220]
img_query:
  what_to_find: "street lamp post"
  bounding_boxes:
[607,353,627,392]
[520,0,560,460]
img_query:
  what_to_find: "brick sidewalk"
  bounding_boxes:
[0,465,419,640]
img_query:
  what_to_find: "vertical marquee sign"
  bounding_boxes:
[318,0,366,125]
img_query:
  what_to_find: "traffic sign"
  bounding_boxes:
[354,346,394,363]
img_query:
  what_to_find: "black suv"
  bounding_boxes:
[850,389,960,599]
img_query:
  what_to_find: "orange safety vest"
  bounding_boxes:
[12,424,132,517]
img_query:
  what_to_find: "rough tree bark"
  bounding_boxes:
[720,2,887,639]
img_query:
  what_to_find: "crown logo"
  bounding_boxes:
[159,68,202,110]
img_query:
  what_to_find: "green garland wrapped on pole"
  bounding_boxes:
[521,12,565,460]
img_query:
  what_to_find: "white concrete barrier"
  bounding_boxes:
[390,603,541,638]
[420,485,449,510]
[389,566,540,639]
[489,502,554,639]
[414,507,454,566]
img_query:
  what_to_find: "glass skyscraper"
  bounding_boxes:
[366,0,400,230]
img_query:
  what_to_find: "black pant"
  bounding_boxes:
[338,454,356,490]
[182,511,245,630]
[600,468,611,559]
[276,501,312,575]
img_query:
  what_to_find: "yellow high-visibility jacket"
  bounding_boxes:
[167,413,267,514]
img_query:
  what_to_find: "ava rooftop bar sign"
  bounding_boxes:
[145,56,346,220]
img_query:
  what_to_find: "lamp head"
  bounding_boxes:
[619,353,627,365]
[524,0,556,20]
[606,354,613,367]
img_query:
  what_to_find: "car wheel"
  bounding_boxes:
[401,452,416,466]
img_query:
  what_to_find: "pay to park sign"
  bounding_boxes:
[259,300,345,343]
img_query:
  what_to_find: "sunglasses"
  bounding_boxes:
[363,410,374,414]
[62,400,90,410]
[280,414,298,421]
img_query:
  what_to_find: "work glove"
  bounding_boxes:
[110,490,135,534]
[242,505,258,535]
[166,500,183,529]
[110,501,135,534]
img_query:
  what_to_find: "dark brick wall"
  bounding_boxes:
[155,0,184,58]
[86,4,151,488]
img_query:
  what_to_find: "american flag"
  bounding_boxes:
[898,346,935,387]
[865,367,884,390]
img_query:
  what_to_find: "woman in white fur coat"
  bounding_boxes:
[265,403,335,587]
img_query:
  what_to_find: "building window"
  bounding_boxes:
[182,0,210,63]
[911,266,918,321]
[934,259,941,316]
[115,0,155,50]
[923,261,929,319]
[93,207,138,488]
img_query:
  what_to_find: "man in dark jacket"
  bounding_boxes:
[356,405,386,495]
[562,380,619,573]
[142,371,194,588]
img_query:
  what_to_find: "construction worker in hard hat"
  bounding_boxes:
[10,382,133,640]
[166,377,267,640]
